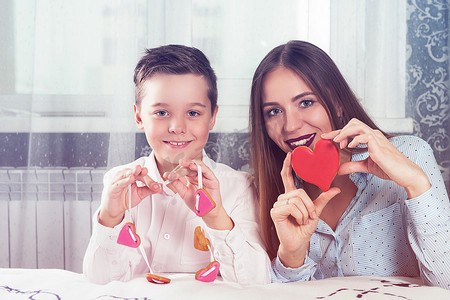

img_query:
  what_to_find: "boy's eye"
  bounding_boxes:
[155,110,168,117]
[188,111,200,117]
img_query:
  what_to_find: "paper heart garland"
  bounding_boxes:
[117,222,141,248]
[291,139,340,191]
[146,273,171,284]
[194,189,216,217]
[195,261,220,282]
[194,226,211,251]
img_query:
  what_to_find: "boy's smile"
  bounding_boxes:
[134,73,217,175]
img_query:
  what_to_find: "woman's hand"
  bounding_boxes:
[271,152,341,268]
[164,159,234,231]
[321,118,430,198]
[99,164,163,228]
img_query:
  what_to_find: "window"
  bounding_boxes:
[0,0,411,133]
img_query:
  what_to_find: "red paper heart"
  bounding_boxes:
[117,222,141,248]
[195,261,220,282]
[291,139,340,191]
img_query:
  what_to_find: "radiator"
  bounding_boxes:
[0,167,106,273]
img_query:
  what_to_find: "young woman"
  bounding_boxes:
[249,40,449,289]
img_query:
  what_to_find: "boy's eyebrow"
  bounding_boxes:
[150,102,169,107]
[189,102,207,108]
[150,102,208,108]
[262,92,315,107]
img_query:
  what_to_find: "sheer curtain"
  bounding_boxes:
[0,0,418,272]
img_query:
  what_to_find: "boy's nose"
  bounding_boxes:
[169,117,186,134]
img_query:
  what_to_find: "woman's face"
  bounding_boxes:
[262,67,332,153]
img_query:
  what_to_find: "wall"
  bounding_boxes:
[406,0,449,192]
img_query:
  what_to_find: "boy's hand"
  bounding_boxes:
[164,159,234,230]
[99,164,163,228]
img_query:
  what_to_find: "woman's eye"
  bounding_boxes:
[266,108,282,118]
[155,110,168,117]
[299,99,315,108]
[188,111,200,117]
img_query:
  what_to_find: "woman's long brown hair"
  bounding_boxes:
[249,40,390,259]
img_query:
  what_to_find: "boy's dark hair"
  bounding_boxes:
[133,45,217,113]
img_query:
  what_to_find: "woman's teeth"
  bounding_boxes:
[291,135,314,147]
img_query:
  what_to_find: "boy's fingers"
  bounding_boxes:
[142,175,163,193]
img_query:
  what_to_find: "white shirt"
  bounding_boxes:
[83,151,271,285]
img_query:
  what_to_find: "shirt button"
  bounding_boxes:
[154,264,161,271]
[171,199,177,205]
[164,233,170,240]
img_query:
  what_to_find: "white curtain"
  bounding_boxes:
[0,0,407,272]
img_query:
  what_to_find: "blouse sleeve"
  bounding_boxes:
[271,255,317,282]
[402,138,450,289]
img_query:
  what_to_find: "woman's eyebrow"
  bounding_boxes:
[262,92,315,107]
[292,92,315,101]
[262,101,279,108]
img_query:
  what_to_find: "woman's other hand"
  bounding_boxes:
[321,118,431,198]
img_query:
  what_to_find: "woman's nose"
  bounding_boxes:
[283,108,303,133]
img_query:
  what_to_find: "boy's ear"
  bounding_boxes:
[209,106,219,131]
[134,104,144,129]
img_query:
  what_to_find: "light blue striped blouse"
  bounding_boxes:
[271,135,450,289]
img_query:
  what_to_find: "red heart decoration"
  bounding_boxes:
[195,261,220,282]
[291,139,340,191]
[117,222,141,248]
[146,273,171,284]
[194,189,216,217]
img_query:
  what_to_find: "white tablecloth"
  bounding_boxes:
[1,268,449,300]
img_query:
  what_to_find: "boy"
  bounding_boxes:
[83,45,271,285]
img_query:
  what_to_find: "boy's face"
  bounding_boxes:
[134,73,217,174]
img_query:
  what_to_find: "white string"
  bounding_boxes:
[207,244,214,262]
[192,161,202,189]
[126,177,153,274]
[128,184,132,211]
[139,244,153,274]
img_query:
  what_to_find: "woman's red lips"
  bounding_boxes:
[286,133,316,150]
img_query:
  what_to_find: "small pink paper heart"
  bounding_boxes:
[194,189,216,217]
[195,261,220,282]
[117,222,141,248]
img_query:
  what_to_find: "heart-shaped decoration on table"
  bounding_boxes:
[117,222,141,248]
[291,139,340,191]
[195,261,220,282]
[194,189,216,217]
[146,273,171,284]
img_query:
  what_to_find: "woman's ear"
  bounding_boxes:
[209,106,219,131]
[134,104,144,129]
